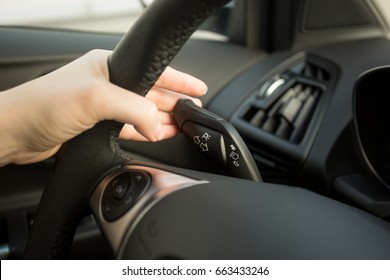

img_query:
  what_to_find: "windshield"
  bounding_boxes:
[0,0,143,33]
[3,0,389,38]
[0,0,230,41]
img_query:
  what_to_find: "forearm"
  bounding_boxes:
[0,89,20,166]
[0,84,62,166]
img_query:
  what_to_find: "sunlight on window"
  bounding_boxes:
[0,0,143,33]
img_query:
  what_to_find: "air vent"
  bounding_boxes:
[240,57,331,144]
[233,55,335,183]
[243,81,321,143]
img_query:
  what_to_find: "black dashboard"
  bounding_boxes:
[124,37,390,220]
[1,24,390,258]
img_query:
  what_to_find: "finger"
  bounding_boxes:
[119,123,178,141]
[162,124,179,139]
[119,124,147,141]
[158,111,176,125]
[119,112,175,141]
[94,82,164,142]
[147,87,202,112]
[155,67,208,96]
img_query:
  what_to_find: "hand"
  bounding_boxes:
[0,49,207,166]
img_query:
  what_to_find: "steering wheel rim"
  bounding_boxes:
[25,0,230,259]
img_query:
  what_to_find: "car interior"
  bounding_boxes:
[1,0,390,259]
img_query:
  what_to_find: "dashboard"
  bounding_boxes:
[124,37,390,219]
[1,23,390,258]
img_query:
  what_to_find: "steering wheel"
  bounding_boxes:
[25,0,390,259]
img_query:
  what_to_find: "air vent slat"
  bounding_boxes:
[317,68,326,81]
[275,118,291,138]
[279,97,302,124]
[262,117,277,132]
[297,86,312,101]
[304,63,315,78]
[249,110,266,126]
[290,90,319,143]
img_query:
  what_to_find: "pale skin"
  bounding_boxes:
[0,49,207,166]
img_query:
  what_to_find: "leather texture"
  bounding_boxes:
[24,121,127,259]
[25,0,229,259]
[109,0,229,96]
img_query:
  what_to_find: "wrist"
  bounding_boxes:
[0,89,23,166]
[0,125,20,167]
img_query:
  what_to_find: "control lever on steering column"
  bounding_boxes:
[174,99,262,182]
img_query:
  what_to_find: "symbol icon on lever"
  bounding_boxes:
[194,136,201,145]
[229,151,240,160]
[202,132,211,141]
[200,142,209,152]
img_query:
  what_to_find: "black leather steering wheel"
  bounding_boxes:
[25,0,390,259]
[24,0,229,259]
